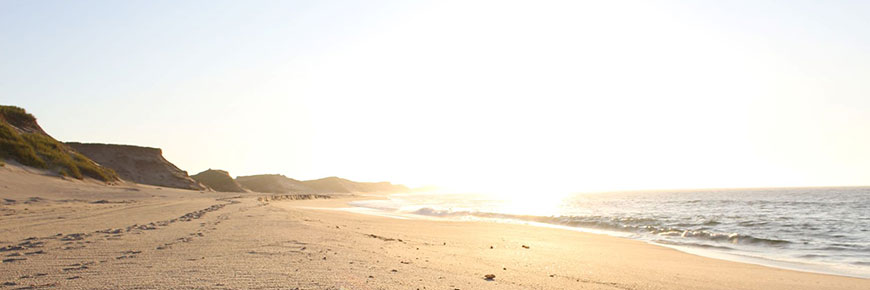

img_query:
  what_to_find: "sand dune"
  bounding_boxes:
[191,169,248,193]
[237,174,411,194]
[0,106,117,182]
[301,176,409,194]
[66,143,207,191]
[236,174,312,193]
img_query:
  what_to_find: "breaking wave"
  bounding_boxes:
[348,187,870,278]
[403,207,793,247]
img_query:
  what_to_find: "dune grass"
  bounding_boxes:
[0,121,45,168]
[0,105,118,182]
[0,105,37,127]
[21,133,85,179]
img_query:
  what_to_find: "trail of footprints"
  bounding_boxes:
[0,199,240,289]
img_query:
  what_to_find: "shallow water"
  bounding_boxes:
[350,187,870,278]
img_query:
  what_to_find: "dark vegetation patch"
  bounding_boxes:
[0,106,37,127]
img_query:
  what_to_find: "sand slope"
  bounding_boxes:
[66,142,207,191]
[191,169,247,193]
[236,174,312,193]
[302,176,409,194]
[0,106,118,182]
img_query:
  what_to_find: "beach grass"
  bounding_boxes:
[0,105,37,126]
[0,105,118,182]
[0,121,45,168]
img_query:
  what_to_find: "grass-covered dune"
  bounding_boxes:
[0,105,118,182]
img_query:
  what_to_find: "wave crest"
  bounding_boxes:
[402,206,792,247]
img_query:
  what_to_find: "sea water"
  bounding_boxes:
[349,187,870,278]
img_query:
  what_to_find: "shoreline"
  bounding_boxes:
[279,198,870,289]
[313,196,870,280]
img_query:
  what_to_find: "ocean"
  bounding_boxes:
[348,187,870,278]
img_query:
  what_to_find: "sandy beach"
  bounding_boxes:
[5,1,870,288]
[0,167,867,289]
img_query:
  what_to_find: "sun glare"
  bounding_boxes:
[494,193,568,216]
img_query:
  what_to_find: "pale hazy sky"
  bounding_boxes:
[2,0,869,193]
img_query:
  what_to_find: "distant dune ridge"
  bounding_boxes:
[301,176,409,193]
[196,170,411,194]
[0,106,118,182]
[235,174,409,194]
[1,104,410,193]
[236,174,311,193]
[192,169,249,193]
[66,143,208,191]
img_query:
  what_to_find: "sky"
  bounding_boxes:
[2,0,870,194]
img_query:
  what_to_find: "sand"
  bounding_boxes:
[1,165,868,289]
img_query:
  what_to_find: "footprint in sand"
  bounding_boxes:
[62,261,95,271]
[59,233,87,241]
[17,240,44,248]
[0,245,24,252]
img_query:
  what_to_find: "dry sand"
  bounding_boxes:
[1,165,868,289]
